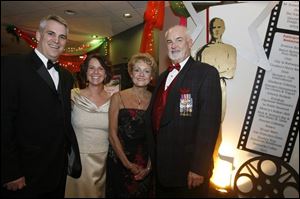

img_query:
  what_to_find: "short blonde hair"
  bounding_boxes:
[128,53,157,75]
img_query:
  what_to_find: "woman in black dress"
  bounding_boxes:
[106,53,157,198]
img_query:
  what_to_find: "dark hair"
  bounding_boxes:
[209,17,225,36]
[79,54,112,88]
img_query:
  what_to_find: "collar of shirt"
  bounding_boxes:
[34,48,59,89]
[165,56,190,90]
[34,48,49,69]
[178,56,190,71]
[168,56,190,79]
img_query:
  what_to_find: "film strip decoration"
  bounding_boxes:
[237,67,265,151]
[237,2,299,162]
[283,100,299,162]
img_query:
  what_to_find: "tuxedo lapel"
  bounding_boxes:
[57,69,68,108]
[31,52,57,93]
[160,58,193,127]
[36,67,57,92]
[57,68,63,96]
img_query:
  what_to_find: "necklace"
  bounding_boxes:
[136,94,142,109]
[132,91,142,109]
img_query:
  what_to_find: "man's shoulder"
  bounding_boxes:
[59,67,74,83]
[2,53,28,62]
[57,63,72,74]
[190,60,219,74]
[59,66,72,74]
[2,53,32,71]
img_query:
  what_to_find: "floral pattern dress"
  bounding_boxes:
[106,108,153,198]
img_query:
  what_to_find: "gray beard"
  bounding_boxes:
[169,51,184,61]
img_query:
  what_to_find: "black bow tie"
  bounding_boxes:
[47,60,59,71]
[168,63,181,72]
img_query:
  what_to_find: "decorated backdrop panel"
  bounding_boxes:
[186,1,299,196]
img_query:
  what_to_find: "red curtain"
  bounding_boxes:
[140,1,165,56]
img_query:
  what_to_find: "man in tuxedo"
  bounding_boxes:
[147,25,222,197]
[1,15,81,198]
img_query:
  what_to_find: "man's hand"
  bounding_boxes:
[3,177,26,191]
[187,171,204,189]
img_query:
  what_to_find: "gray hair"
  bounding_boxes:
[165,25,192,41]
[39,15,69,34]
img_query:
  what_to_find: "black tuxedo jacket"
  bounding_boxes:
[147,57,222,187]
[1,51,81,194]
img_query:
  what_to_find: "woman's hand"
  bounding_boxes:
[134,166,151,181]
[127,162,142,175]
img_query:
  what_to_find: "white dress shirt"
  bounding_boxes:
[35,49,59,90]
[165,56,190,90]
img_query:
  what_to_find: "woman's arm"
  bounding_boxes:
[108,93,141,175]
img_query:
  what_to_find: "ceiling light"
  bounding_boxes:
[64,10,77,15]
[123,13,132,18]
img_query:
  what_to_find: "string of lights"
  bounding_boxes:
[5,24,109,72]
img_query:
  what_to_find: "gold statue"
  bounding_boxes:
[197,17,237,121]
[196,17,237,161]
